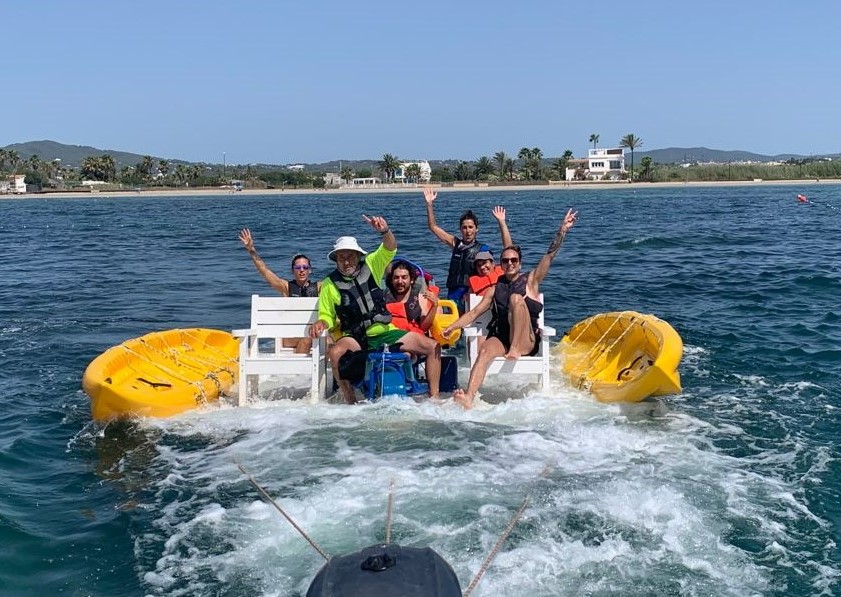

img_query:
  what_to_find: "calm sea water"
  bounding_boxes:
[1,185,840,596]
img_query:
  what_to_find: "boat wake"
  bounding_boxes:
[72,370,836,596]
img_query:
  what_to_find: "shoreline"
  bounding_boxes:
[4,178,834,200]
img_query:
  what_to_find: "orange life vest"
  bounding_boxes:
[386,301,425,334]
[385,285,439,335]
[468,266,503,295]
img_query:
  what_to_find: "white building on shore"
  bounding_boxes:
[351,177,383,188]
[394,160,432,183]
[0,174,27,194]
[565,148,626,181]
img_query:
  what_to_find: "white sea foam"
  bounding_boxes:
[128,382,822,595]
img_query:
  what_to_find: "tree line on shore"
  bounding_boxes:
[2,134,839,191]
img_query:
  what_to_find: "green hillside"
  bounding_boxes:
[4,140,839,170]
[1,140,175,169]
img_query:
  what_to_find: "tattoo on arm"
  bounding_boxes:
[546,229,565,255]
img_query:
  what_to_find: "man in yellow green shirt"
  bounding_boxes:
[309,215,441,404]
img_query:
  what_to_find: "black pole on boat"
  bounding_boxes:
[235,461,330,561]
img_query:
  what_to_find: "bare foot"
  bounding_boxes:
[453,388,474,409]
[504,349,521,360]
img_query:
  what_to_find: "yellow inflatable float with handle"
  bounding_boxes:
[430,299,461,347]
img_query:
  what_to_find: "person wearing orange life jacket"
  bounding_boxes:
[468,250,504,296]
[384,260,439,334]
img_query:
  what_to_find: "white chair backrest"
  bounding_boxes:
[250,296,320,339]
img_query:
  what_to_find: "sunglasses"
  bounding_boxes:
[501,257,520,264]
[293,264,311,271]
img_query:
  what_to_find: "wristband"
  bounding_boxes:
[380,228,390,235]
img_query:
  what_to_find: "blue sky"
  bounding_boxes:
[5,0,839,164]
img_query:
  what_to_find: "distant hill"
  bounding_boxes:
[632,146,832,164]
[4,140,838,170]
[1,140,184,169]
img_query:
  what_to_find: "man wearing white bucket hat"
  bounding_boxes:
[309,215,441,404]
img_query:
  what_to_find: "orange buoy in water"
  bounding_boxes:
[797,194,808,203]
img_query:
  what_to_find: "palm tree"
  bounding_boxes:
[100,154,116,181]
[27,154,42,173]
[619,134,643,181]
[589,133,600,149]
[531,147,544,180]
[6,150,21,173]
[493,151,508,179]
[174,164,188,186]
[378,153,400,182]
[158,159,170,181]
[501,156,515,181]
[551,159,566,180]
[80,154,115,181]
[638,156,654,182]
[517,147,533,179]
[454,161,472,181]
[405,163,422,183]
[474,156,495,180]
[119,165,135,183]
[136,155,154,182]
[340,166,354,184]
[551,149,574,180]
[81,156,104,180]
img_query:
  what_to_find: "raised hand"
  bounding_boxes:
[492,205,506,223]
[561,208,578,234]
[423,186,438,204]
[238,228,255,251]
[362,214,389,233]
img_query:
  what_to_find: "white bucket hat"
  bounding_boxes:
[328,236,367,262]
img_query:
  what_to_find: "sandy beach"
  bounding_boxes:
[5,178,834,201]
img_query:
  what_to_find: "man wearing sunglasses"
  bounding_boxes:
[239,228,321,353]
[442,208,578,408]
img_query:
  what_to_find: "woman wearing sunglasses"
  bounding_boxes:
[239,228,321,353]
[442,208,578,408]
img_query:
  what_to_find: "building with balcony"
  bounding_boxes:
[565,149,626,181]
[587,148,625,180]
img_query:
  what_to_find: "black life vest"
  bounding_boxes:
[489,272,542,337]
[328,262,392,344]
[446,239,485,291]
[289,280,319,297]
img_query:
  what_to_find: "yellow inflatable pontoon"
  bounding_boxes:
[559,311,682,403]
[82,328,238,421]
